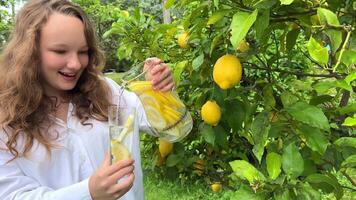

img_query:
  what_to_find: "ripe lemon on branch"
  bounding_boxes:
[211,182,222,192]
[159,138,173,158]
[201,100,221,126]
[177,32,189,48]
[213,54,242,90]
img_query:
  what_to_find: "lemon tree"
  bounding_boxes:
[78,0,356,198]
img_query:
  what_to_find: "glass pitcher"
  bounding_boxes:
[119,61,193,142]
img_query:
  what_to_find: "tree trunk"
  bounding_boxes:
[162,0,171,24]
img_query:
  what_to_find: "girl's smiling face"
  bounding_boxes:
[39,13,89,97]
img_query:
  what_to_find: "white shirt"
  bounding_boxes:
[0,78,152,200]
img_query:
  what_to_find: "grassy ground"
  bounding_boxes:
[143,170,233,200]
[143,168,356,200]
[143,170,355,200]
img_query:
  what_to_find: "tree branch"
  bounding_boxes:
[244,62,342,78]
[341,171,356,187]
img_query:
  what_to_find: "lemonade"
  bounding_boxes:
[109,108,135,163]
[127,81,193,142]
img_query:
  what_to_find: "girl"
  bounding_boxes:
[0,0,174,199]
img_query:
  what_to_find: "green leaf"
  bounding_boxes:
[345,72,356,85]
[210,33,222,56]
[263,85,276,111]
[297,124,329,155]
[230,10,258,49]
[166,154,181,167]
[192,54,204,71]
[266,152,282,180]
[281,91,299,108]
[305,173,343,198]
[280,0,294,5]
[334,137,356,148]
[317,8,342,51]
[254,0,278,9]
[285,102,330,131]
[286,29,300,52]
[313,80,352,94]
[226,100,245,132]
[214,125,229,150]
[307,36,329,65]
[282,143,304,178]
[233,184,266,200]
[207,10,231,25]
[342,113,356,126]
[296,183,322,200]
[173,61,188,86]
[309,95,334,106]
[341,155,356,168]
[164,0,175,9]
[251,112,270,163]
[274,189,290,200]
[199,123,215,145]
[336,102,356,115]
[317,7,340,27]
[255,9,270,42]
[229,160,266,183]
[340,50,356,67]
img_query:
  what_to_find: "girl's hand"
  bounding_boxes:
[144,57,175,92]
[89,153,135,200]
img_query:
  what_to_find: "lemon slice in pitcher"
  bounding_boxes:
[111,140,131,163]
[140,93,160,109]
[164,126,181,137]
[145,106,167,130]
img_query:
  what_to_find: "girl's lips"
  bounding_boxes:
[58,71,76,81]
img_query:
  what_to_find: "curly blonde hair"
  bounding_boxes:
[0,0,111,160]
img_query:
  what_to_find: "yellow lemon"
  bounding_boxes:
[111,140,131,163]
[201,101,221,126]
[159,138,173,158]
[213,54,242,90]
[237,40,250,52]
[211,182,222,193]
[177,32,189,48]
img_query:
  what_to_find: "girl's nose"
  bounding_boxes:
[67,53,81,69]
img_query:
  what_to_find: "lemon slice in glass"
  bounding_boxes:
[111,140,131,163]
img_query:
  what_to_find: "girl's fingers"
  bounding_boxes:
[153,76,174,91]
[150,63,168,75]
[108,165,134,184]
[159,82,175,92]
[105,159,134,176]
[152,65,171,83]
[101,152,111,168]
[144,57,161,70]
[110,173,135,197]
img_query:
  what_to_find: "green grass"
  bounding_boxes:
[143,168,356,200]
[143,170,233,200]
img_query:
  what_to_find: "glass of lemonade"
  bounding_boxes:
[108,99,135,164]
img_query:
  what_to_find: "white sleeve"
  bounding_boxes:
[0,148,92,200]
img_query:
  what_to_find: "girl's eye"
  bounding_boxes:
[53,50,66,54]
[79,50,89,55]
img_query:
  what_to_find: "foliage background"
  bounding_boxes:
[1,0,355,199]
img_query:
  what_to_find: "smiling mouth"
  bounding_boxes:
[58,71,76,78]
